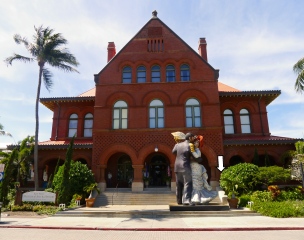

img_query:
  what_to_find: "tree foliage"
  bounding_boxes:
[5,25,79,190]
[293,57,304,94]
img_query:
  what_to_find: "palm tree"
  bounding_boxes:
[0,123,12,137]
[293,57,304,93]
[4,26,79,190]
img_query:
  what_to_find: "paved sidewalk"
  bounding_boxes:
[1,205,304,231]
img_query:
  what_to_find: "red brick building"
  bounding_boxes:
[38,11,298,191]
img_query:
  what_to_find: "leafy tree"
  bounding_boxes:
[57,136,74,205]
[264,151,270,167]
[293,57,304,93]
[0,149,17,205]
[47,157,61,189]
[4,26,79,190]
[53,161,95,198]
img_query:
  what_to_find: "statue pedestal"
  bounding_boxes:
[132,182,144,192]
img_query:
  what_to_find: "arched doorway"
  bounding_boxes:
[107,153,134,188]
[144,153,170,187]
[229,155,244,166]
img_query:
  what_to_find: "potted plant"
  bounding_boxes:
[220,178,240,209]
[83,183,101,207]
[164,176,171,187]
[143,176,150,187]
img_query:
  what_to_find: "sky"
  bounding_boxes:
[0,0,304,148]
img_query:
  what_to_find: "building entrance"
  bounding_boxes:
[144,154,170,187]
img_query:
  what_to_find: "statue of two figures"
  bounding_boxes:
[172,131,217,205]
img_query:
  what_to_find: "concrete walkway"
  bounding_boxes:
[1,205,304,231]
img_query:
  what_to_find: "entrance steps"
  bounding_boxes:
[55,188,260,217]
[94,187,176,206]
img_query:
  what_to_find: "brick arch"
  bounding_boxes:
[201,144,218,167]
[220,103,238,114]
[63,106,82,119]
[176,59,196,69]
[105,91,136,107]
[141,90,172,105]
[118,61,136,71]
[224,150,250,165]
[138,143,175,165]
[177,89,209,105]
[73,154,91,166]
[248,148,280,165]
[98,143,138,165]
[149,60,163,67]
[236,101,256,113]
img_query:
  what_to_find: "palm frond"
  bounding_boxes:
[42,68,53,91]
[4,54,33,65]
[13,34,29,46]
[293,57,304,94]
[0,130,12,137]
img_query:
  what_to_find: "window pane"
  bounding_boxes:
[68,129,77,137]
[158,118,164,128]
[113,109,119,118]
[241,125,251,133]
[150,119,155,128]
[84,119,93,128]
[225,125,234,134]
[186,118,192,127]
[69,120,78,128]
[150,99,163,106]
[84,129,92,137]
[240,109,248,114]
[186,99,199,105]
[158,108,164,117]
[186,107,192,117]
[224,116,233,124]
[114,101,127,107]
[121,109,128,118]
[150,108,155,117]
[194,107,200,116]
[240,115,250,124]
[113,119,119,129]
[121,119,127,129]
[194,117,201,127]
[224,109,232,114]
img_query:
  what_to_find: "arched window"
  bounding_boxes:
[180,64,190,81]
[151,65,161,82]
[137,66,146,83]
[68,113,78,137]
[113,101,128,129]
[166,65,175,82]
[149,99,164,128]
[223,109,234,134]
[122,66,132,83]
[185,98,201,127]
[84,113,93,137]
[240,109,251,133]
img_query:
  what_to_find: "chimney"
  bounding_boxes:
[107,42,116,62]
[198,38,208,62]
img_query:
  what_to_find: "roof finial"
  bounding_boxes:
[152,10,158,18]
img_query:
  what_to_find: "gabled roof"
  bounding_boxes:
[40,88,95,111]
[94,12,218,83]
[224,135,302,146]
[219,90,281,106]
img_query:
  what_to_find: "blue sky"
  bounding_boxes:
[0,0,303,147]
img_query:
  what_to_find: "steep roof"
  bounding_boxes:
[94,11,218,82]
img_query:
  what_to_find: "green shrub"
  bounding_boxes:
[33,205,59,215]
[220,163,259,195]
[256,166,291,188]
[11,204,33,211]
[251,200,304,218]
[53,161,95,199]
[238,194,251,207]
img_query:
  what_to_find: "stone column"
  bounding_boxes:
[131,164,144,192]
[98,165,107,192]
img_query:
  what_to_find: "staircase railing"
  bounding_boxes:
[112,183,119,205]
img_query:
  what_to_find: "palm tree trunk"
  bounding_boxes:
[34,64,43,191]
